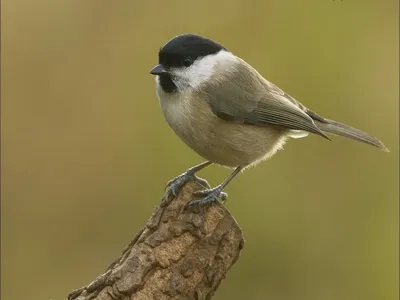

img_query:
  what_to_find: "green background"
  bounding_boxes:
[2,1,398,299]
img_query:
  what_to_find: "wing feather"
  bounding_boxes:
[201,60,330,140]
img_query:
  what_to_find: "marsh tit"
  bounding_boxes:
[150,34,388,206]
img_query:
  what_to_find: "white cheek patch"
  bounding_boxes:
[172,50,237,90]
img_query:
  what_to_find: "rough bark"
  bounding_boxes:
[68,180,244,300]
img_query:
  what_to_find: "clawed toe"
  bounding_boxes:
[188,186,228,207]
[193,189,227,201]
[162,171,211,205]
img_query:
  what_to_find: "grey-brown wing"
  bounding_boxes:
[202,64,330,139]
[268,82,330,124]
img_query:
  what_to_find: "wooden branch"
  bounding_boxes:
[68,180,244,300]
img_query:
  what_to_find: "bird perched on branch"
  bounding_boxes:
[150,33,388,206]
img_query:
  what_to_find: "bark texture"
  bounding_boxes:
[68,180,244,300]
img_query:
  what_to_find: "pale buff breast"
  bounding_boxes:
[157,85,288,168]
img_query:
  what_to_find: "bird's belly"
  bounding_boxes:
[158,88,287,168]
[169,114,287,168]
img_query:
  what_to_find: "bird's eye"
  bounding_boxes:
[182,57,193,67]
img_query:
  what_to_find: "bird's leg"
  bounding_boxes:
[163,161,213,203]
[188,166,242,207]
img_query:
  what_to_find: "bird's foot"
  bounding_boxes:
[162,171,210,205]
[188,185,228,208]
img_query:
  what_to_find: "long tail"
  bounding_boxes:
[313,118,389,152]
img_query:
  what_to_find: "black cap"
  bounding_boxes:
[158,34,227,69]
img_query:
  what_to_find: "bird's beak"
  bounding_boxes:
[150,64,168,75]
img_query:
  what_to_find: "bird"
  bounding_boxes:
[149,33,388,206]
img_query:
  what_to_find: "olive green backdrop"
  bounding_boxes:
[2,1,398,300]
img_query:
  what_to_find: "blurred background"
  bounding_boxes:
[1,0,398,299]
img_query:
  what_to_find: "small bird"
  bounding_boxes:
[150,33,388,206]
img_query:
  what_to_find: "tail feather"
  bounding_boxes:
[313,118,389,152]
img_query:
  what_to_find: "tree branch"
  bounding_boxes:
[68,180,244,300]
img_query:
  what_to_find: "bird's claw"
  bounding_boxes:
[162,171,210,205]
[188,186,228,208]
